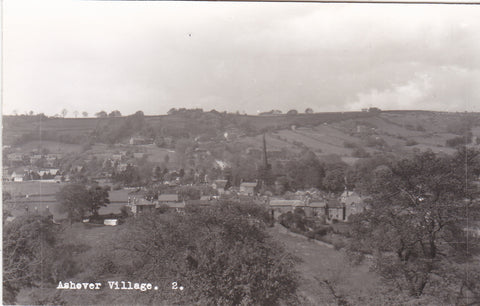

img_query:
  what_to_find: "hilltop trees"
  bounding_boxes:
[108,110,122,117]
[349,149,480,299]
[95,111,108,118]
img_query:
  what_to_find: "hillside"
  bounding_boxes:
[3,111,480,161]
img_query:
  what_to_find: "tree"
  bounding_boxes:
[177,186,201,201]
[82,111,88,117]
[108,110,122,117]
[284,150,325,190]
[61,109,68,118]
[56,184,90,224]
[322,168,346,193]
[88,184,111,216]
[287,109,298,116]
[73,110,79,118]
[119,201,299,305]
[3,214,57,303]
[305,108,314,114]
[95,111,108,118]
[349,149,480,299]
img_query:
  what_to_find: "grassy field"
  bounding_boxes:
[17,140,83,153]
[3,182,130,219]
[267,224,434,305]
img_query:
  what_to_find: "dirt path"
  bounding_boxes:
[268,224,383,305]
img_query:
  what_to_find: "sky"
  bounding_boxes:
[2,0,480,116]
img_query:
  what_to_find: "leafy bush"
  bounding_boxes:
[405,139,418,146]
[343,141,357,149]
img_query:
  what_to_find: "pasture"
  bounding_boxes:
[3,182,130,220]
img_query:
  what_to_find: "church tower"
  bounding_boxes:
[258,133,272,189]
[262,133,271,171]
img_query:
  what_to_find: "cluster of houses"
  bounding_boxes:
[6,152,63,166]
[269,190,367,222]
[4,167,61,182]
[130,177,367,223]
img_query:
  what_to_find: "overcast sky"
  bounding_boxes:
[2,0,480,116]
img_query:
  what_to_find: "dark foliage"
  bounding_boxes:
[119,201,299,305]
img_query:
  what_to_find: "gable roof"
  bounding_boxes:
[186,200,213,206]
[308,201,326,208]
[214,180,228,189]
[158,202,185,209]
[327,199,345,209]
[240,182,257,188]
[269,199,304,207]
[158,194,179,202]
[136,198,156,206]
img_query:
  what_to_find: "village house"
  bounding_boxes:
[7,153,25,162]
[117,163,129,172]
[212,180,228,195]
[133,152,145,159]
[111,154,123,161]
[341,190,367,219]
[3,168,10,182]
[29,154,43,165]
[10,167,29,182]
[304,200,327,218]
[130,197,156,215]
[326,198,346,221]
[130,137,153,145]
[269,199,305,219]
[239,181,258,196]
[38,168,60,177]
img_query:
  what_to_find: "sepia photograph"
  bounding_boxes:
[2,0,480,305]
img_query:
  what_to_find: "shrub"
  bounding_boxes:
[333,240,346,250]
[352,147,370,158]
[313,226,331,237]
[343,141,357,149]
[405,139,418,146]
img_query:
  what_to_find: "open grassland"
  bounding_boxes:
[3,181,62,196]
[3,183,129,219]
[17,140,83,153]
[268,224,441,305]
